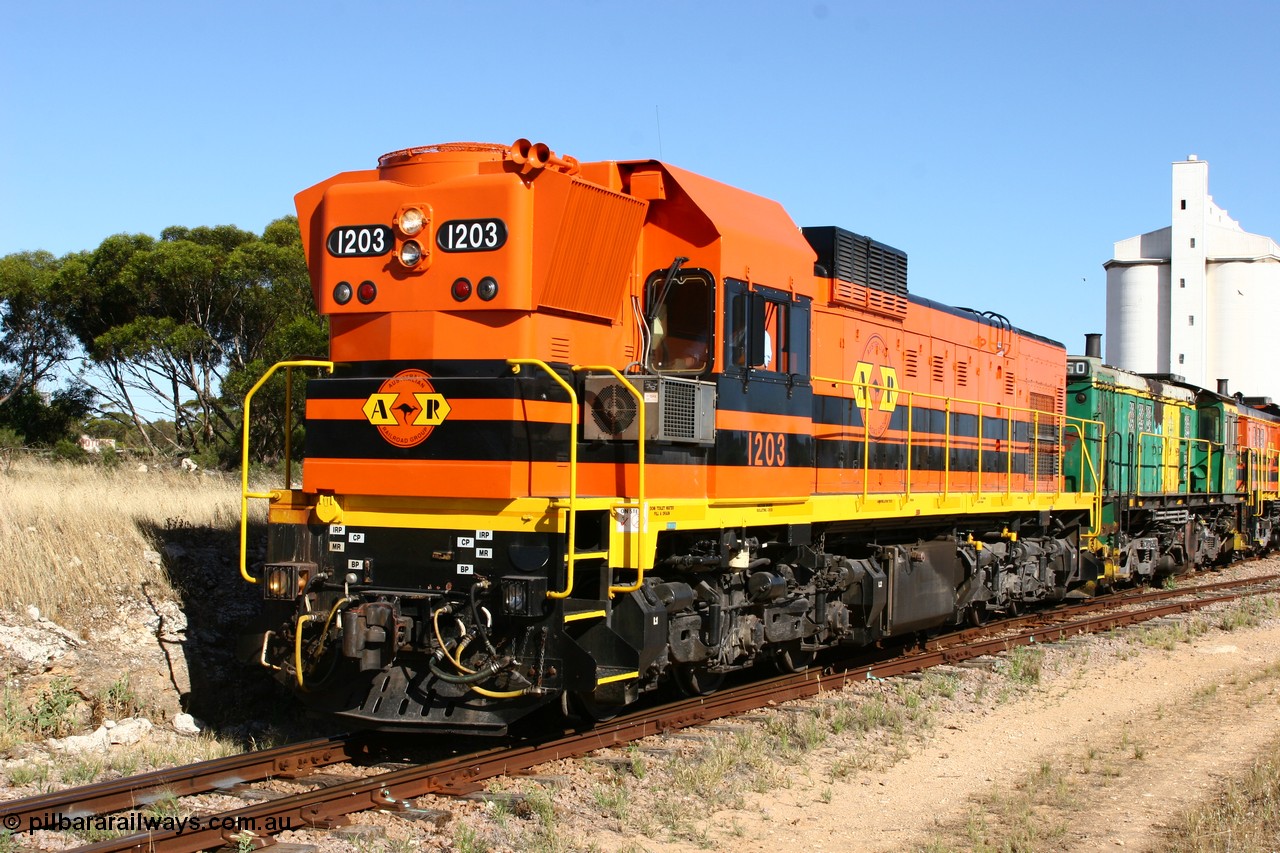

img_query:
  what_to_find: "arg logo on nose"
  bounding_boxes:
[362,369,451,448]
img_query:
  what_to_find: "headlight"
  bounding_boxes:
[398,207,425,236]
[399,240,422,267]
[262,562,316,601]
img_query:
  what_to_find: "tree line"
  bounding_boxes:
[0,217,324,465]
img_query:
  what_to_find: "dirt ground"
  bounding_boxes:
[560,595,1280,853]
[683,628,1280,852]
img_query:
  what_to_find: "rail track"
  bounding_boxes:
[6,569,1279,853]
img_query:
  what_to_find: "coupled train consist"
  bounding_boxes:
[239,140,1280,733]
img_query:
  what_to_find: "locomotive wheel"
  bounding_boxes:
[673,663,723,697]
[771,641,815,673]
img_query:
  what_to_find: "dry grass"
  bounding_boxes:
[0,458,261,620]
[1163,738,1280,852]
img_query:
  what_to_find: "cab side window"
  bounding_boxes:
[725,280,809,378]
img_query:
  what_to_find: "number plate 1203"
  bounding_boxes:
[326,225,394,257]
[436,219,507,252]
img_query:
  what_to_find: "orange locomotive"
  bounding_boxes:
[241,140,1102,732]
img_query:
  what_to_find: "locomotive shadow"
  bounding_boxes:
[137,518,333,744]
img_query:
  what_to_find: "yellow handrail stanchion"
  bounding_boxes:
[572,366,648,597]
[905,391,914,500]
[507,359,580,600]
[863,379,872,500]
[944,398,952,499]
[976,402,984,498]
[1006,407,1014,498]
[1032,411,1040,499]
[240,359,334,585]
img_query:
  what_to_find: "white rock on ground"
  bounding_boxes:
[173,713,203,734]
[47,717,153,753]
[0,623,72,670]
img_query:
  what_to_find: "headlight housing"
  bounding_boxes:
[262,562,315,600]
[500,574,548,617]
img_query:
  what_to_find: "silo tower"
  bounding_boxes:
[1104,156,1280,399]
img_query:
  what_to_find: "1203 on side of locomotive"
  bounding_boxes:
[239,140,1278,734]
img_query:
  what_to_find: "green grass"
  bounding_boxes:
[30,676,81,738]
[1001,646,1044,686]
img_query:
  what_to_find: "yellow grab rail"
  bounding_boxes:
[573,366,647,597]
[508,359,582,600]
[1135,433,1218,497]
[1062,423,1104,539]
[239,359,335,584]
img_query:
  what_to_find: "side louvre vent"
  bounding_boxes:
[956,360,969,387]
[904,349,919,379]
[802,226,908,319]
[550,336,571,362]
[1005,372,1017,397]
[931,356,946,384]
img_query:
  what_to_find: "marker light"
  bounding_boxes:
[451,277,473,301]
[357,280,377,304]
[333,281,353,304]
[399,240,422,267]
[477,276,499,301]
[398,207,425,236]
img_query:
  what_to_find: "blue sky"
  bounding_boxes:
[3,0,1278,354]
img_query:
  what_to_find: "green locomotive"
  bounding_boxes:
[1064,334,1279,587]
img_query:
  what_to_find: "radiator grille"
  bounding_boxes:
[1028,391,1060,479]
[803,226,909,319]
[661,380,698,440]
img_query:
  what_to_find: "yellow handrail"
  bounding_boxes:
[1062,423,1104,538]
[506,358,583,596]
[811,373,1102,509]
[573,366,648,597]
[240,359,335,584]
[1136,432,1216,497]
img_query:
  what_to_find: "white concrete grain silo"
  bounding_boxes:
[1104,156,1280,399]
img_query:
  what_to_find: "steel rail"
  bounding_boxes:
[923,571,1280,651]
[0,733,362,834]
[59,572,1280,853]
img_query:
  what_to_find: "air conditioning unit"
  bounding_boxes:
[583,375,715,445]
